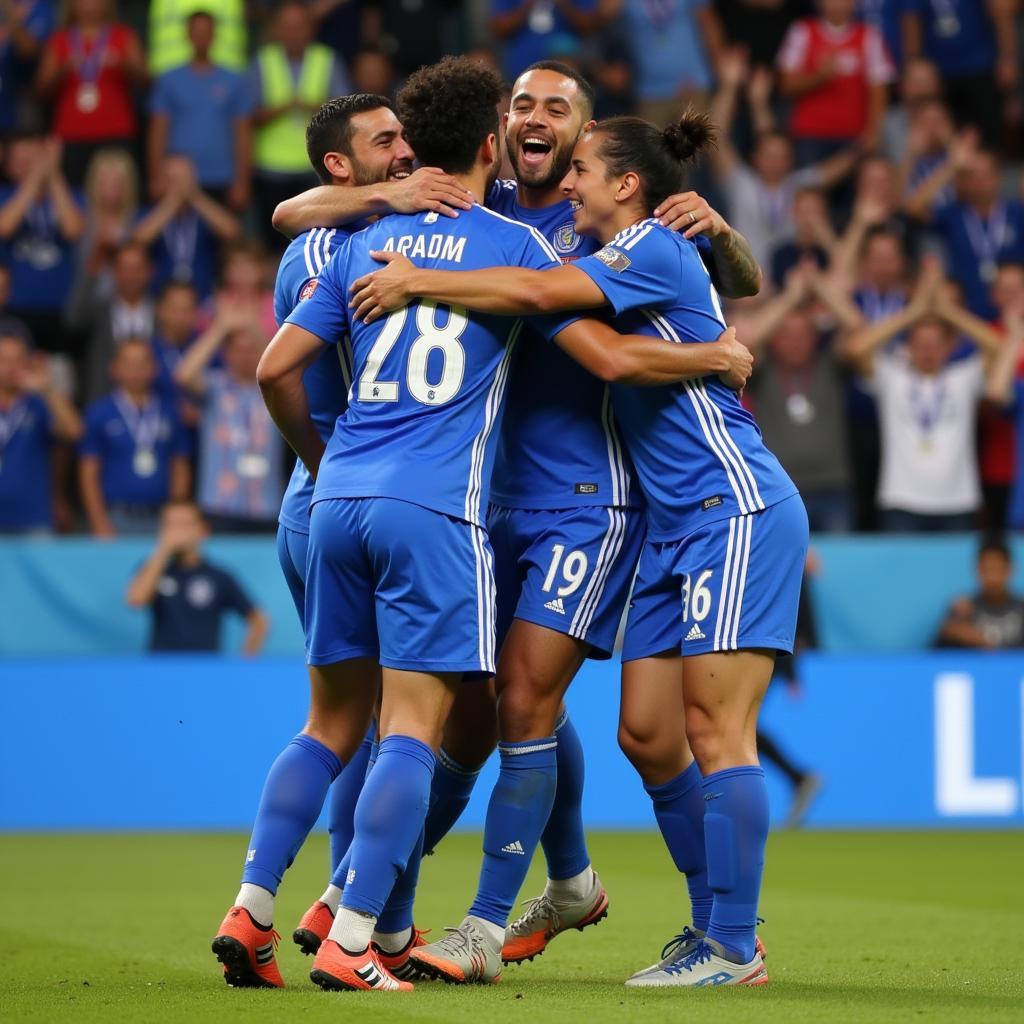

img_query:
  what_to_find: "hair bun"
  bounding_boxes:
[662,109,717,164]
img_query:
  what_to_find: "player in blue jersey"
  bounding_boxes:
[351,110,807,989]
[212,94,429,990]
[256,57,754,993]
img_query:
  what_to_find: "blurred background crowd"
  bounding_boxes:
[0,0,1023,544]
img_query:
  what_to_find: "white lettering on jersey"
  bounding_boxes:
[382,235,467,264]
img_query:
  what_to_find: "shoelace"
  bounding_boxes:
[510,893,560,936]
[435,923,487,960]
[665,939,715,976]
[659,925,699,962]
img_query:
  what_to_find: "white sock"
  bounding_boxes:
[235,883,274,928]
[371,926,412,954]
[329,907,376,953]
[467,914,505,951]
[320,884,343,914]
[546,866,594,903]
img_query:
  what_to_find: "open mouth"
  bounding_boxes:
[520,136,552,168]
[388,165,412,181]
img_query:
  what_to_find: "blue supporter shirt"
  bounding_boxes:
[902,0,996,77]
[80,391,190,507]
[573,220,798,541]
[492,0,598,80]
[934,201,1024,321]
[859,0,902,65]
[0,2,54,133]
[150,64,253,187]
[0,190,82,310]
[486,179,638,509]
[286,204,577,527]
[0,394,53,530]
[621,0,712,100]
[273,225,352,534]
[146,209,219,300]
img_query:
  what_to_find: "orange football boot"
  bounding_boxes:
[374,926,429,982]
[310,939,413,991]
[211,906,284,988]
[293,900,335,956]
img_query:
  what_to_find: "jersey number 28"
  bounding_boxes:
[359,301,467,406]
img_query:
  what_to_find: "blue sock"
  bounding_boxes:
[327,726,374,874]
[422,748,481,855]
[376,828,424,933]
[645,761,713,932]
[242,734,343,893]
[341,735,435,918]
[540,710,591,880]
[468,737,558,927]
[702,765,769,963]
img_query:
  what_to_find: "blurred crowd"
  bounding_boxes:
[0,0,1022,538]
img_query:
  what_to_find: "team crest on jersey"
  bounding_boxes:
[594,246,631,272]
[299,278,319,300]
[554,221,582,254]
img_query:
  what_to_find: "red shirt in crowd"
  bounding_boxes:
[777,17,893,140]
[45,24,139,142]
[979,325,1024,488]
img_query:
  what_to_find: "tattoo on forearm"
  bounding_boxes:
[711,229,762,299]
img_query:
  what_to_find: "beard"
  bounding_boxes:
[507,136,575,192]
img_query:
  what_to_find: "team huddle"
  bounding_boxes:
[210,54,808,993]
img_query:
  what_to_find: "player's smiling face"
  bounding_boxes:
[346,107,415,186]
[560,132,628,243]
[505,69,589,193]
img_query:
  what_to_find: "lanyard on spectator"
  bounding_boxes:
[777,364,816,424]
[164,213,198,283]
[69,27,110,113]
[908,374,946,452]
[963,204,1006,285]
[859,287,905,324]
[0,398,29,471]
[113,390,162,477]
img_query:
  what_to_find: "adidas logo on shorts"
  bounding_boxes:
[684,622,706,642]
[502,840,526,855]
[544,597,566,615]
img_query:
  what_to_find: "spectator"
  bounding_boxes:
[490,0,607,83]
[895,99,955,206]
[902,0,1017,151]
[769,186,837,289]
[0,333,82,533]
[0,0,55,135]
[985,299,1024,531]
[0,265,32,344]
[349,45,396,99]
[34,0,146,187]
[132,155,241,300]
[68,241,155,406]
[79,337,191,536]
[308,0,365,67]
[857,0,903,66]
[882,57,944,163]
[845,267,1004,531]
[715,0,808,69]
[174,310,284,532]
[837,157,921,270]
[906,143,1024,322]
[364,0,462,79]
[74,147,140,301]
[148,10,253,211]
[208,240,276,340]
[0,133,84,355]
[777,0,894,164]
[835,226,911,322]
[125,499,269,654]
[936,536,1024,649]
[151,280,199,409]
[743,262,863,531]
[147,0,246,76]
[712,47,858,272]
[619,0,722,127]
[250,1,349,251]
[586,18,633,118]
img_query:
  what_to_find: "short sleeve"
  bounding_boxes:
[284,239,352,344]
[776,20,810,72]
[507,226,581,340]
[218,569,254,616]
[864,25,896,85]
[573,224,681,315]
[79,403,104,456]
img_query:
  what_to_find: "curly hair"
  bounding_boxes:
[397,56,503,174]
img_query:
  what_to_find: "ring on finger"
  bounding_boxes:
[688,211,697,225]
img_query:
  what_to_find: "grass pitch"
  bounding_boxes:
[1,830,1021,1023]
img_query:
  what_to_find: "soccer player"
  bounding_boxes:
[257,57,754,993]
[352,111,808,988]
[283,60,763,977]
[210,93,437,989]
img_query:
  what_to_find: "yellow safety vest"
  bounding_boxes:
[148,0,247,74]
[254,44,334,174]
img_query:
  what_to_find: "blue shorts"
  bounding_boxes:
[276,524,309,626]
[306,497,497,674]
[488,505,646,659]
[622,495,808,661]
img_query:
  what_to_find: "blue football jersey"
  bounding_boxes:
[273,226,353,533]
[574,219,799,541]
[286,205,576,527]
[486,179,638,509]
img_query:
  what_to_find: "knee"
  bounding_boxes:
[684,703,724,772]
[617,715,664,781]
[495,665,561,743]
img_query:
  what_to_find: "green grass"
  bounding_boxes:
[1,831,1022,1022]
